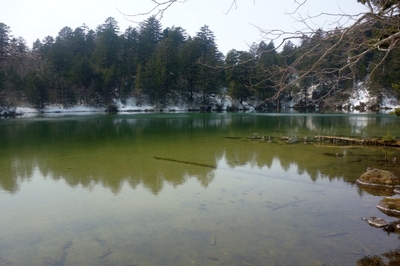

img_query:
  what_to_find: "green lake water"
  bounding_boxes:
[0,112,400,265]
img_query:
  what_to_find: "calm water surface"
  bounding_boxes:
[1,112,400,265]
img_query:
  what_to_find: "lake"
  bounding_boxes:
[0,112,399,265]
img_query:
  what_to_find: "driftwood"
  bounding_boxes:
[223,134,400,147]
[314,135,400,147]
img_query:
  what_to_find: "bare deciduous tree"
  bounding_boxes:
[129,0,400,108]
[264,0,400,106]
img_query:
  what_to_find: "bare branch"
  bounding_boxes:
[224,0,238,15]
[128,0,400,109]
[119,0,188,22]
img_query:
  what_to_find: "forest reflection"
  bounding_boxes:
[1,113,399,195]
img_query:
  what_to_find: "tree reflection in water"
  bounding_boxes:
[1,113,400,195]
[1,113,400,265]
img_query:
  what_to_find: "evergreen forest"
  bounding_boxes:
[0,15,399,111]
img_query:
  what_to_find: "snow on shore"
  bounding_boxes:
[342,84,399,113]
[0,100,188,117]
[1,84,399,117]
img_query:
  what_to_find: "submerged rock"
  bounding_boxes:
[356,169,400,187]
[377,197,400,217]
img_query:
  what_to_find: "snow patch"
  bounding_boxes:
[338,83,399,113]
[113,98,155,112]
[348,85,373,107]
[2,84,399,117]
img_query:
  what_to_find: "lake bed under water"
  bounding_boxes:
[0,112,400,265]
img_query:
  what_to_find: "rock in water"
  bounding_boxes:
[366,217,388,228]
[356,169,400,187]
[377,197,400,217]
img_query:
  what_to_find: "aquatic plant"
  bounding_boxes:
[357,249,400,266]
[382,132,396,143]
[357,255,385,266]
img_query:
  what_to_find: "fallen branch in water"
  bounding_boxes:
[223,134,400,147]
[324,231,348,237]
[315,135,400,147]
[223,136,241,139]
[154,156,216,169]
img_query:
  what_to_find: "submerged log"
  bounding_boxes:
[315,135,365,144]
[223,134,400,147]
[315,135,400,147]
[154,156,216,169]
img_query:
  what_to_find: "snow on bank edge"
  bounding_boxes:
[1,85,399,116]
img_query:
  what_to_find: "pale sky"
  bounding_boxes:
[2,0,366,54]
